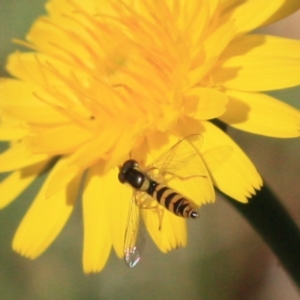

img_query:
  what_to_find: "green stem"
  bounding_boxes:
[219,184,300,287]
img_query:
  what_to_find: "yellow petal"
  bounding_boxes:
[0,126,28,141]
[142,206,187,253]
[0,79,69,124]
[83,164,132,261]
[101,168,132,258]
[185,87,228,120]
[4,54,95,124]
[27,123,95,154]
[6,51,73,86]
[44,130,133,198]
[67,129,135,171]
[262,1,300,28]
[213,34,300,91]
[204,19,236,64]
[0,141,50,172]
[26,12,97,68]
[12,164,82,259]
[0,160,50,209]
[174,1,210,54]
[82,163,113,273]
[201,121,263,202]
[201,145,233,173]
[46,0,97,17]
[220,90,300,137]
[189,20,236,86]
[44,157,80,199]
[221,0,300,35]
[208,0,220,19]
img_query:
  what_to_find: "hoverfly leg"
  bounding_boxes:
[139,197,164,231]
[156,206,164,231]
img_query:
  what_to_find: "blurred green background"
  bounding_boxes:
[0,1,300,299]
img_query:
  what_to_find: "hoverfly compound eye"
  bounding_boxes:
[118,171,126,183]
[123,159,138,170]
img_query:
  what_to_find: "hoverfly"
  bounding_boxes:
[118,159,199,219]
[118,134,231,268]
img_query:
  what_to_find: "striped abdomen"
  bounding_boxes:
[147,181,199,219]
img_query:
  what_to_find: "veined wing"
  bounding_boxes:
[146,134,215,206]
[202,146,233,173]
[124,194,145,268]
[147,134,207,180]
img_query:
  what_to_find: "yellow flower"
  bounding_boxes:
[0,0,300,273]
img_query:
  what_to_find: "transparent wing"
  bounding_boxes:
[202,145,233,172]
[146,134,215,205]
[147,134,207,180]
[124,194,145,268]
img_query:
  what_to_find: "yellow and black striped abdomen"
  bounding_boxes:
[148,181,199,219]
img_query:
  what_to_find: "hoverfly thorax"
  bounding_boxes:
[118,159,150,191]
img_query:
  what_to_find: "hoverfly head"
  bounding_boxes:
[118,159,139,183]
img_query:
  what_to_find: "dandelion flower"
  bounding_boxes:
[0,0,300,273]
